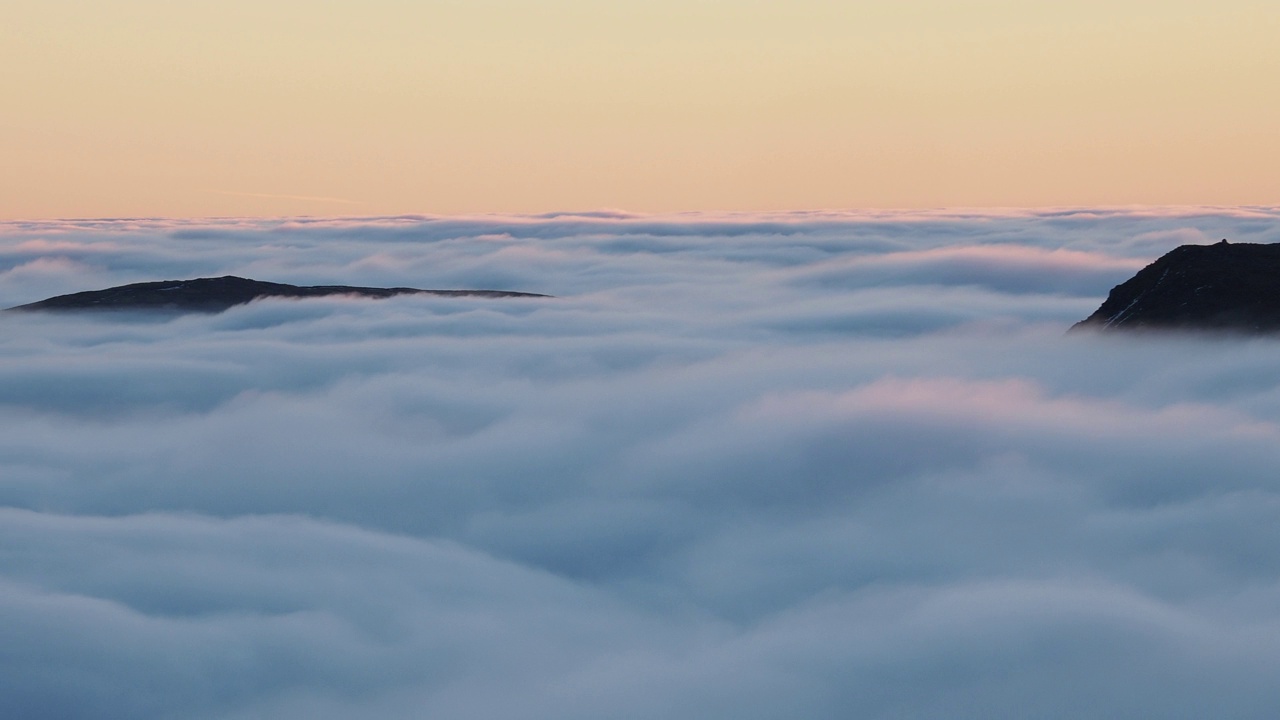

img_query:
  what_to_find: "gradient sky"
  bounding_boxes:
[3,0,1277,218]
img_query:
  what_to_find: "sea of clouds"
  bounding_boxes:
[3,207,1280,719]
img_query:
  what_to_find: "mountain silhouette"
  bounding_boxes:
[7,276,550,314]
[1072,240,1280,333]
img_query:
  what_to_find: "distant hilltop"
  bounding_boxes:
[7,276,551,314]
[1072,240,1280,333]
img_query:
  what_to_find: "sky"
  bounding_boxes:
[5,1,1280,716]
[5,208,1280,717]
[3,0,1279,218]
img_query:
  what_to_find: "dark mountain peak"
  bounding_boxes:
[1072,241,1280,333]
[7,276,551,314]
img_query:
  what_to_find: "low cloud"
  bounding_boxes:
[2,208,1280,718]
[786,245,1144,295]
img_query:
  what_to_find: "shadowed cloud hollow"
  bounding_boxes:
[3,208,1280,719]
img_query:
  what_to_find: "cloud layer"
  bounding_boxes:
[3,208,1280,718]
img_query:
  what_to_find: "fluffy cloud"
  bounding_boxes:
[3,208,1280,718]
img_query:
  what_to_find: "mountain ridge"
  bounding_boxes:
[7,275,551,314]
[1072,240,1280,333]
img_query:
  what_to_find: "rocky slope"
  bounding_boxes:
[1072,240,1280,333]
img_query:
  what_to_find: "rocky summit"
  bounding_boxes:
[7,275,550,314]
[1072,241,1280,333]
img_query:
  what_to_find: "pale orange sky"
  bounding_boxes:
[2,0,1277,219]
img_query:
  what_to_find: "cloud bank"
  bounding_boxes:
[3,208,1280,718]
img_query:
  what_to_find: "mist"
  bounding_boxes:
[3,207,1280,718]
